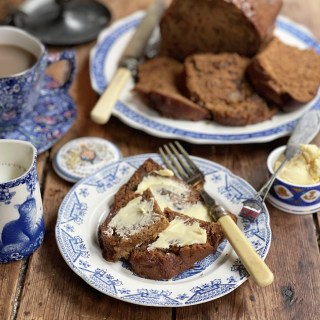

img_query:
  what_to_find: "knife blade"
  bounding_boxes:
[285,110,320,158]
[90,0,165,125]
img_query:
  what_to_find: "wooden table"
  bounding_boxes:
[1,0,320,319]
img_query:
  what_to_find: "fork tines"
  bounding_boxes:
[159,141,203,184]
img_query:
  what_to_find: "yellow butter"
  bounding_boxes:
[275,144,320,185]
[136,173,211,221]
[148,216,207,250]
[105,196,160,237]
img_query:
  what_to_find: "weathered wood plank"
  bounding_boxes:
[1,0,319,319]
[12,1,171,319]
[15,169,172,319]
[0,261,23,320]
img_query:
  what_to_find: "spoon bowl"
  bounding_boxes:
[12,0,112,45]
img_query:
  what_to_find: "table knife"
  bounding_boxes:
[90,0,165,125]
[240,110,320,221]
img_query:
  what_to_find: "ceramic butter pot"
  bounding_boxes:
[267,145,320,214]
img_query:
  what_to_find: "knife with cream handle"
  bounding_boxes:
[90,0,165,125]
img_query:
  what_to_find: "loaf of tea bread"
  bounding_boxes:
[159,0,283,61]
[247,37,320,107]
[185,53,277,126]
[133,57,210,121]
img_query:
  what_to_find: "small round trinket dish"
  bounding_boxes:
[53,137,121,183]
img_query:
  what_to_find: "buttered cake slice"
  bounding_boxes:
[98,158,231,280]
[98,188,169,262]
[129,209,225,280]
[135,167,211,221]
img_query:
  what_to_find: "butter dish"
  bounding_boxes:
[267,145,320,214]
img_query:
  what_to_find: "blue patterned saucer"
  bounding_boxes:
[56,154,271,307]
[0,76,77,154]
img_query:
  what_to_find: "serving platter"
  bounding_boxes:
[56,154,271,307]
[90,12,320,144]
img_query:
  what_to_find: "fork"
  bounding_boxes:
[159,141,274,288]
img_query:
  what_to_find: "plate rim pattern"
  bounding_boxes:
[55,153,271,307]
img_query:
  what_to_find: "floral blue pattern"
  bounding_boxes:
[0,76,77,154]
[56,154,271,307]
[0,56,46,127]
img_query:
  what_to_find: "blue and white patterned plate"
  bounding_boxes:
[55,154,271,307]
[90,12,320,144]
[0,76,77,154]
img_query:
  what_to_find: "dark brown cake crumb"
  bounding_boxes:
[133,57,211,121]
[247,37,320,107]
[185,53,277,126]
[159,0,282,61]
[129,209,225,280]
[98,159,231,279]
[98,188,169,262]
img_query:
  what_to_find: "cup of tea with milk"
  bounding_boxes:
[0,26,76,128]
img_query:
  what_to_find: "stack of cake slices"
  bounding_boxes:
[98,158,231,280]
[132,0,320,126]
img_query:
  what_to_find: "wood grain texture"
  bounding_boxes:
[0,0,319,319]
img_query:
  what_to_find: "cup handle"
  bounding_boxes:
[46,50,76,91]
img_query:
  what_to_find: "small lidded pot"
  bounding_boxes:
[267,145,320,214]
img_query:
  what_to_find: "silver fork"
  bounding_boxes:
[159,141,274,288]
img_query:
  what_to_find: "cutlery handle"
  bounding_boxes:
[90,67,131,124]
[218,214,274,287]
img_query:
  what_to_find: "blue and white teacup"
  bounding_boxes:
[0,139,45,263]
[0,26,76,128]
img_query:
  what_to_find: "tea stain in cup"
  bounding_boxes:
[0,45,37,78]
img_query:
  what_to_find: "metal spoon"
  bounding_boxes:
[240,110,320,222]
[9,0,112,46]
[13,0,63,29]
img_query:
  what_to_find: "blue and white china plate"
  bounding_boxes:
[90,12,320,144]
[0,76,77,154]
[55,154,271,307]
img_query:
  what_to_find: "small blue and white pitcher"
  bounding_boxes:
[0,139,45,263]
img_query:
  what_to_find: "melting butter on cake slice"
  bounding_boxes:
[98,188,169,262]
[98,158,230,280]
[134,159,212,222]
[129,209,225,280]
